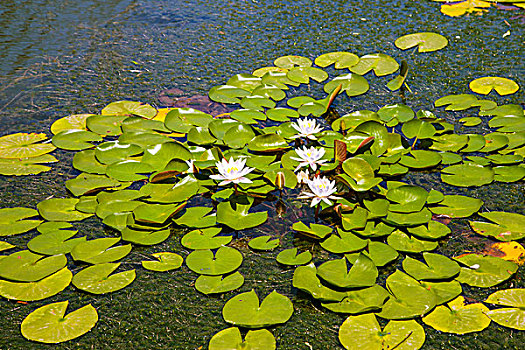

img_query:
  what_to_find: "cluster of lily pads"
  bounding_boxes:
[0,31,524,349]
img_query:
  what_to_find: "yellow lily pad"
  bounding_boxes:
[469,76,519,96]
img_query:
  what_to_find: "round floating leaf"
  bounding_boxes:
[181,227,231,250]
[223,123,256,149]
[387,185,429,213]
[252,84,286,101]
[73,150,107,174]
[274,55,312,68]
[248,236,280,251]
[102,101,156,118]
[66,173,122,196]
[164,108,213,133]
[142,252,183,272]
[317,254,377,289]
[0,267,71,301]
[340,158,381,192]
[287,67,328,84]
[133,202,186,224]
[209,327,276,350]
[227,74,262,92]
[420,280,462,306]
[403,253,460,281]
[469,77,519,96]
[320,228,367,253]
[315,52,359,69]
[0,241,15,252]
[71,238,132,265]
[470,211,525,241]
[266,107,299,122]
[395,32,448,52]
[339,314,425,350]
[51,114,91,134]
[292,221,332,239]
[402,119,436,139]
[86,115,125,136]
[52,130,102,151]
[0,133,56,158]
[0,250,67,282]
[105,160,154,182]
[121,116,170,133]
[377,270,437,320]
[429,195,483,218]
[485,289,525,330]
[486,289,525,308]
[216,201,268,231]
[407,220,451,240]
[72,263,135,294]
[28,230,85,255]
[121,227,171,245]
[186,246,243,276]
[378,104,415,124]
[195,272,244,295]
[292,263,346,302]
[0,155,56,176]
[37,198,93,222]
[174,207,216,228]
[399,150,441,169]
[460,117,482,126]
[441,162,494,187]
[276,248,312,266]
[21,301,98,344]
[387,230,438,253]
[349,53,399,76]
[324,73,369,97]
[0,207,41,237]
[209,85,250,104]
[385,209,433,227]
[322,285,389,314]
[454,254,518,287]
[95,140,142,165]
[222,290,293,328]
[422,296,490,334]
[247,133,289,152]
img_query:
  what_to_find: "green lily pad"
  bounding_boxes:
[386,60,409,91]
[454,254,518,287]
[266,107,299,122]
[292,221,332,239]
[399,150,441,169]
[50,114,91,134]
[105,160,154,182]
[209,327,275,350]
[470,211,525,241]
[403,253,460,281]
[66,173,122,196]
[460,117,482,126]
[121,116,170,133]
[485,289,525,330]
[320,228,367,253]
[223,123,256,149]
[72,263,135,294]
[195,272,244,295]
[363,241,399,267]
[0,207,41,237]
[287,67,328,84]
[323,73,370,97]
[133,202,186,224]
[322,285,389,314]
[274,55,312,68]
[52,130,102,151]
[71,238,132,264]
[164,108,213,133]
[407,220,451,240]
[377,270,437,320]
[420,280,462,305]
[121,227,171,245]
[181,227,231,250]
[252,84,286,101]
[86,115,125,136]
[216,200,268,231]
[248,236,280,251]
[0,241,15,252]
[353,221,395,238]
[292,263,346,302]
[387,230,438,253]
[222,290,293,328]
[227,74,262,92]
[378,104,415,125]
[340,158,381,192]
[430,134,469,152]
[422,296,490,334]
[174,207,216,228]
[276,248,312,266]
[186,246,243,276]
[402,119,436,140]
[209,85,251,104]
[469,77,519,96]
[429,195,483,218]
[0,155,57,176]
[247,133,289,152]
[395,32,448,52]
[339,314,425,350]
[0,250,67,282]
[37,198,93,222]
[94,140,142,165]
[72,150,107,174]
[494,165,525,182]
[0,132,56,159]
[317,254,377,289]
[385,208,433,227]
[21,300,98,343]
[387,185,429,213]
[349,53,399,76]
[101,100,156,118]
[0,267,71,301]
[315,52,359,69]
[27,230,85,255]
[141,252,183,272]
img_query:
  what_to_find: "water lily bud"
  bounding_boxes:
[340,119,346,131]
[275,171,286,189]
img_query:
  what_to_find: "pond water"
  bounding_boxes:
[0,0,524,349]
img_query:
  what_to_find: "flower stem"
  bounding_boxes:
[314,203,320,220]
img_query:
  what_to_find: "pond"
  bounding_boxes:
[0,0,524,349]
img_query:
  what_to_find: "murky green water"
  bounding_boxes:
[0,0,524,349]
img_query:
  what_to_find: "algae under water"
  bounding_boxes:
[0,0,524,349]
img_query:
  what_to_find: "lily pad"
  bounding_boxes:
[485,289,525,330]
[323,73,370,97]
[186,246,243,276]
[315,52,359,69]
[209,327,276,350]
[387,185,429,213]
[292,263,346,302]
[454,254,518,287]
[317,254,377,289]
[105,160,154,182]
[292,221,332,239]
[429,195,483,218]
[133,202,186,224]
[50,114,91,134]
[322,285,389,314]
[0,133,56,158]
[66,173,122,196]
[395,32,448,53]
[222,290,293,328]
[195,272,244,295]
[349,53,399,76]
[181,227,231,250]
[21,301,98,343]
[469,77,519,96]
[320,228,367,254]
[276,248,312,266]
[470,211,525,241]
[0,267,71,301]
[72,263,135,294]
[422,296,490,334]
[248,236,280,251]
[27,230,85,255]
[339,314,425,350]
[216,200,268,231]
[141,252,183,272]
[209,85,250,104]
[52,130,102,151]
[71,238,132,264]
[403,253,460,281]
[37,198,93,222]
[0,207,41,237]
[121,227,171,245]
[174,207,216,228]
[274,55,312,68]
[0,250,67,282]
[101,100,156,118]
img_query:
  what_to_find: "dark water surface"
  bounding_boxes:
[0,0,524,349]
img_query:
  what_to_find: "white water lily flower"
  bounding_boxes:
[299,176,340,207]
[184,159,195,174]
[209,157,254,186]
[290,146,327,172]
[291,117,324,140]
[296,169,309,184]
